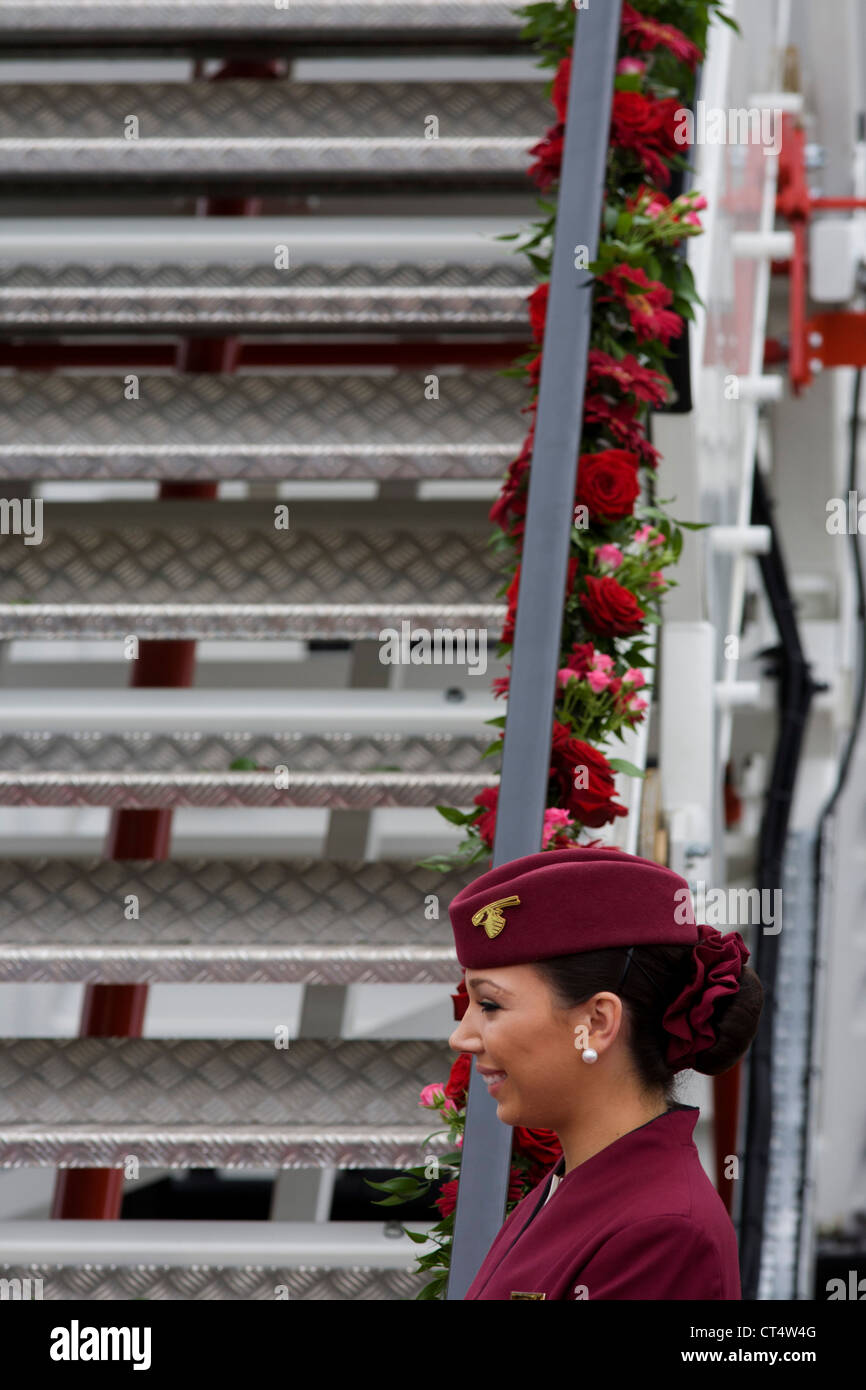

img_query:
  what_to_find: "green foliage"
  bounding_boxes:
[406,0,722,1292]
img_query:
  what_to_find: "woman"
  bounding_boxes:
[446,845,763,1300]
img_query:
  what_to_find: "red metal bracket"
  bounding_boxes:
[776,111,866,391]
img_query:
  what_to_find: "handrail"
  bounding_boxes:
[446,0,624,1300]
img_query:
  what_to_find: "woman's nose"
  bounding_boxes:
[448,1015,478,1053]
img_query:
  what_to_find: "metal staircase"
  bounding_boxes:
[0,1,544,1299]
[3,0,855,1305]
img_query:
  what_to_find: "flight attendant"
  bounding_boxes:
[446,845,764,1300]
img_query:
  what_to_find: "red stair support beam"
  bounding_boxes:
[50,528,212,1220]
[712,1061,742,1215]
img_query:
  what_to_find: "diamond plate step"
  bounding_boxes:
[0,724,496,775]
[0,943,460,985]
[0,372,526,474]
[0,1220,439,1300]
[0,603,506,640]
[0,0,524,50]
[0,499,502,604]
[0,1038,455,1167]
[0,770,498,809]
[0,857,473,946]
[0,81,549,189]
[0,273,531,336]
[0,852,468,981]
[0,1260,429,1301]
[0,1126,451,1170]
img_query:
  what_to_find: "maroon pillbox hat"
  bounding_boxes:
[448,845,696,968]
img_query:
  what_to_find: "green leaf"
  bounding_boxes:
[403,1227,433,1244]
[364,1176,417,1194]
[416,854,459,872]
[434,804,470,826]
[387,1176,426,1194]
[606,758,646,779]
[417,1277,447,1301]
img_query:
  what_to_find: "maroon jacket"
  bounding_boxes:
[464,1104,741,1300]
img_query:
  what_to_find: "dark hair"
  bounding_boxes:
[533,944,764,1105]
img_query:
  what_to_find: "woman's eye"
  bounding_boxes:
[479,1001,500,1013]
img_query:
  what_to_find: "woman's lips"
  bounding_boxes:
[478,1068,508,1094]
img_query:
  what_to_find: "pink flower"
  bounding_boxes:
[627,694,649,714]
[557,667,580,689]
[616,56,647,75]
[623,668,646,688]
[587,668,611,693]
[648,570,667,589]
[542,807,575,847]
[683,211,703,228]
[634,523,665,548]
[591,652,615,672]
[419,1083,446,1109]
[595,543,624,570]
[627,183,671,218]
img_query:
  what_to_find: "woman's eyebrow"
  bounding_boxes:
[467,977,513,996]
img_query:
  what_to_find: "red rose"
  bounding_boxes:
[501,556,579,646]
[576,449,641,521]
[472,786,499,848]
[549,721,628,827]
[610,91,682,186]
[551,53,571,122]
[436,1166,525,1220]
[451,976,469,1021]
[528,125,564,192]
[564,641,596,678]
[500,567,522,645]
[435,1178,459,1219]
[513,1126,563,1182]
[580,574,646,636]
[489,425,534,535]
[444,1050,471,1107]
[527,282,549,343]
[612,90,660,135]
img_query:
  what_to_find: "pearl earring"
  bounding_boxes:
[581,1048,598,1064]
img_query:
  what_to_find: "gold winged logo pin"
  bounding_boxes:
[471,894,521,939]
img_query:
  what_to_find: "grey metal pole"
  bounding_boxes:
[446,0,623,1301]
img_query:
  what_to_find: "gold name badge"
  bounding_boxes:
[510,1290,547,1300]
[471,894,521,939]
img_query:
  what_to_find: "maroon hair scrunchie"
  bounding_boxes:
[662,921,750,1072]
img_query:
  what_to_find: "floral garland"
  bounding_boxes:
[368,0,737,1301]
